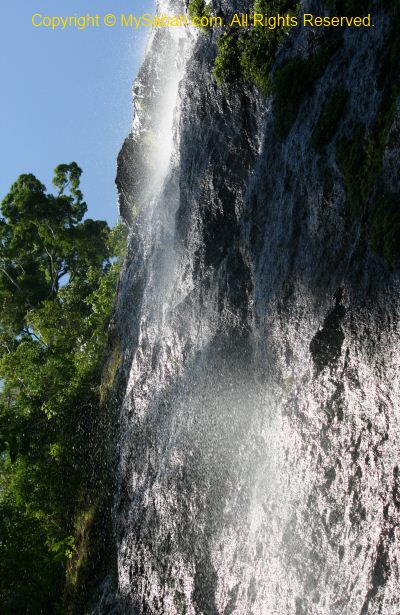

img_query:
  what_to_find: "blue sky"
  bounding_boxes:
[1,1,153,225]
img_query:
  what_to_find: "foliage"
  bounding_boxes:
[240,0,297,92]
[0,163,109,331]
[273,35,340,138]
[213,29,242,85]
[0,165,127,613]
[312,88,348,152]
[0,493,65,613]
[188,0,210,29]
[212,0,297,91]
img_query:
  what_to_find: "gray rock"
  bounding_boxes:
[103,0,400,612]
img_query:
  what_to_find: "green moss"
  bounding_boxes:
[212,0,297,90]
[273,36,340,138]
[240,0,297,92]
[188,0,210,30]
[370,193,400,268]
[100,344,121,404]
[336,86,398,218]
[174,590,188,615]
[65,505,96,592]
[212,30,242,85]
[64,494,116,615]
[312,88,348,152]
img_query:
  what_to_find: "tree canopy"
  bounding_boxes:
[0,163,110,331]
[0,164,126,613]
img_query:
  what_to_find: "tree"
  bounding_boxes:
[0,164,127,613]
[0,163,109,332]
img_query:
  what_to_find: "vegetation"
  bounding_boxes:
[188,0,210,29]
[0,164,126,613]
[312,88,348,152]
[335,8,400,267]
[213,30,242,86]
[336,77,399,220]
[213,0,297,91]
[273,35,340,138]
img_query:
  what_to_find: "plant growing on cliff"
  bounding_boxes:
[0,165,127,613]
[212,0,297,90]
[273,34,341,137]
[240,0,298,91]
[336,77,399,219]
[213,29,242,85]
[188,0,210,28]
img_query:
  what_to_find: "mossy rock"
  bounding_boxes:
[100,344,121,404]
[188,0,210,30]
[213,30,242,86]
[212,0,298,91]
[336,85,398,219]
[64,495,116,615]
[174,590,188,615]
[273,36,340,138]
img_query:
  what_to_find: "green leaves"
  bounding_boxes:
[53,162,86,215]
[0,493,65,613]
[188,0,210,27]
[0,165,127,612]
[213,0,298,91]
[0,163,110,331]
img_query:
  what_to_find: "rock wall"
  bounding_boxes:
[104,1,400,612]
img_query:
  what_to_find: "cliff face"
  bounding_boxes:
[105,1,400,612]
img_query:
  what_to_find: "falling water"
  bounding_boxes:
[101,0,400,613]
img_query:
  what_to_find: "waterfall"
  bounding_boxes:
[102,1,400,613]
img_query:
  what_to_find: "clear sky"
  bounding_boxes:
[1,1,153,225]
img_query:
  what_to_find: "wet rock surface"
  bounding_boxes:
[101,1,400,612]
